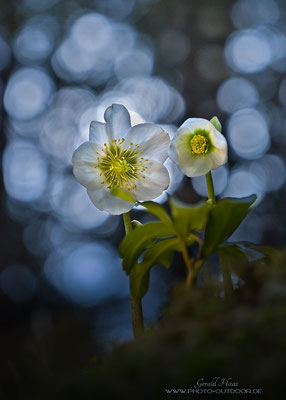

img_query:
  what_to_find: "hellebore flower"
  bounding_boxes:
[169,117,227,177]
[72,104,170,215]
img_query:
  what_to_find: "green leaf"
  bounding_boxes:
[141,201,174,227]
[169,198,212,237]
[130,237,180,299]
[110,188,135,203]
[120,222,176,274]
[210,116,222,132]
[218,245,249,282]
[218,242,267,281]
[201,195,257,258]
[219,242,267,262]
[155,246,175,268]
[131,219,143,229]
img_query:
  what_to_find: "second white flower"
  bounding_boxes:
[169,117,228,177]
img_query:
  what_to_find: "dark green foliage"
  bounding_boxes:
[218,242,268,282]
[120,196,259,299]
[68,248,286,400]
[3,249,286,400]
[140,201,174,227]
[120,221,176,273]
[130,237,181,299]
[202,195,257,257]
[169,197,211,236]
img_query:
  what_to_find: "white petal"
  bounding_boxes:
[210,146,228,170]
[87,188,134,215]
[125,123,170,163]
[132,159,170,201]
[169,133,213,177]
[206,121,228,169]
[104,104,131,141]
[168,130,192,166]
[89,121,108,145]
[72,142,103,189]
[182,156,214,177]
[208,126,228,150]
[168,136,179,164]
[72,141,101,166]
[178,118,209,135]
[73,164,102,190]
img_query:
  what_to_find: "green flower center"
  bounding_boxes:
[190,134,209,154]
[95,139,147,190]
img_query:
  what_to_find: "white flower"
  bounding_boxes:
[72,104,170,215]
[169,117,228,177]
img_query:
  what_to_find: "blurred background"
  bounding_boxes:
[0,0,286,373]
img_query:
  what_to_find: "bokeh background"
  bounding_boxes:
[0,0,285,368]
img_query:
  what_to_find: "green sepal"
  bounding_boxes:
[169,197,212,238]
[201,195,257,258]
[210,116,222,132]
[110,188,135,204]
[130,237,180,299]
[140,201,174,227]
[120,221,176,274]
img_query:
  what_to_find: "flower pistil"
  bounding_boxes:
[96,139,147,190]
[190,134,209,155]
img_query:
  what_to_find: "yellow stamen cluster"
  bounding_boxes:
[95,138,147,190]
[190,134,208,155]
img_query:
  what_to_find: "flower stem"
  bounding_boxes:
[186,269,195,288]
[206,171,216,204]
[186,259,204,288]
[123,212,144,338]
[179,237,193,272]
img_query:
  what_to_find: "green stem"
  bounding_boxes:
[186,171,215,288]
[186,259,204,288]
[179,237,193,272]
[123,212,144,338]
[186,269,195,288]
[206,171,216,204]
[123,212,133,234]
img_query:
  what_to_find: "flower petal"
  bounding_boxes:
[72,142,103,189]
[168,130,191,165]
[177,118,209,136]
[183,156,214,177]
[168,136,179,164]
[72,141,101,166]
[169,133,213,177]
[208,126,228,150]
[125,123,170,163]
[132,159,170,201]
[206,121,228,169]
[87,188,135,215]
[73,164,103,190]
[104,104,131,141]
[210,146,228,170]
[89,121,108,145]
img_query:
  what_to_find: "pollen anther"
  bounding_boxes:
[190,134,208,155]
[95,139,147,190]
